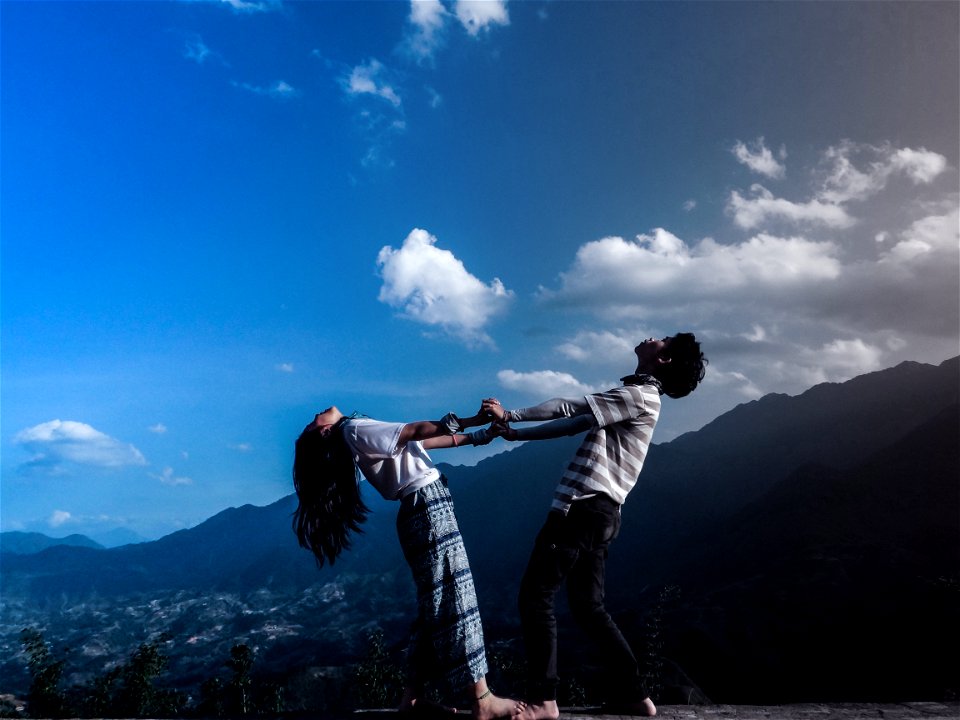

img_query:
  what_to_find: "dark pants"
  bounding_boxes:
[518,494,648,704]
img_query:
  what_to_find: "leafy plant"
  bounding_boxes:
[20,628,67,718]
[354,629,403,708]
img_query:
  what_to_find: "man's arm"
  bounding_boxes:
[504,414,595,441]
[482,396,591,423]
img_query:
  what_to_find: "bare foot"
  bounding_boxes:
[473,692,525,720]
[514,699,559,720]
[399,693,458,716]
[605,697,657,717]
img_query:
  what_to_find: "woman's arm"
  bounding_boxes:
[398,413,493,447]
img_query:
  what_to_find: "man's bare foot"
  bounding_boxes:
[603,697,657,717]
[473,692,525,720]
[514,699,559,720]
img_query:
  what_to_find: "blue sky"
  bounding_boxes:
[2,0,958,542]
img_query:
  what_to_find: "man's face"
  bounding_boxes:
[634,336,672,369]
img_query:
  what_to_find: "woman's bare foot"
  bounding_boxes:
[473,691,525,720]
[514,699,559,720]
[399,688,458,716]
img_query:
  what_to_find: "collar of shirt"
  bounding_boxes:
[619,373,664,395]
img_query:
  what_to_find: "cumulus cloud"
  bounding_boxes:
[540,228,841,312]
[728,184,855,230]
[14,420,147,472]
[817,141,947,204]
[276,363,295,373]
[401,0,509,61]
[342,59,402,108]
[377,228,513,345]
[497,369,598,398]
[732,137,786,179]
[813,338,884,379]
[879,206,959,265]
[148,423,168,434]
[455,0,510,36]
[404,0,449,61]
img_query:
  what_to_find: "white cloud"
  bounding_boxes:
[14,420,147,472]
[152,467,193,486]
[231,79,299,100]
[728,184,855,230]
[48,510,72,528]
[708,369,765,400]
[880,206,959,265]
[796,338,884,385]
[817,141,947,204]
[216,0,279,12]
[230,443,253,452]
[683,199,697,212]
[148,423,168,434]
[732,137,786,179]
[540,228,841,311]
[556,330,635,362]
[342,59,402,108]
[277,363,295,373]
[497,369,598,398]
[184,36,217,65]
[454,0,510,36]
[405,0,449,61]
[742,324,767,343]
[377,228,513,345]
[425,85,443,108]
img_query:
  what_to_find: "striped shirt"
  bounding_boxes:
[507,377,662,513]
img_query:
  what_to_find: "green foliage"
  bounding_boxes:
[225,643,255,715]
[72,634,185,718]
[354,629,403,708]
[20,628,67,718]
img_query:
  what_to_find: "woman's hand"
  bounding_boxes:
[481,398,506,421]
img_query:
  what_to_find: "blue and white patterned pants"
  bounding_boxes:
[397,476,488,692]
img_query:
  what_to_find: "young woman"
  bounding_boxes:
[293,405,522,720]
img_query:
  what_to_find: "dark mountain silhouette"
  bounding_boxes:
[1,356,956,703]
[0,531,104,554]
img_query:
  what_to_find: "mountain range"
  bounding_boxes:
[1,357,957,704]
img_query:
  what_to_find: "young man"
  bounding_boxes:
[483,334,707,720]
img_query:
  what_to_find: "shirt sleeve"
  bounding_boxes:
[514,414,595,441]
[345,420,405,459]
[584,386,647,427]
[507,396,592,423]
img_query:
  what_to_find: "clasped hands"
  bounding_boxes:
[480,398,517,441]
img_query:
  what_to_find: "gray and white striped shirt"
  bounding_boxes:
[507,377,662,513]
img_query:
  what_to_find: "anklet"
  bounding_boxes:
[476,689,492,701]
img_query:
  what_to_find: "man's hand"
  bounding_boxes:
[492,418,517,441]
[481,398,506,421]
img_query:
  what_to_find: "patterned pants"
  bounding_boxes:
[397,477,488,692]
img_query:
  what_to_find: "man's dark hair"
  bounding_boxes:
[656,332,707,399]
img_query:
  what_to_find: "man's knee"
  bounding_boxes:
[519,574,554,618]
[568,594,611,628]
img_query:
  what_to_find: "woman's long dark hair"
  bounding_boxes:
[292,418,370,567]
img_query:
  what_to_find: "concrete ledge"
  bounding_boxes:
[354,704,960,720]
